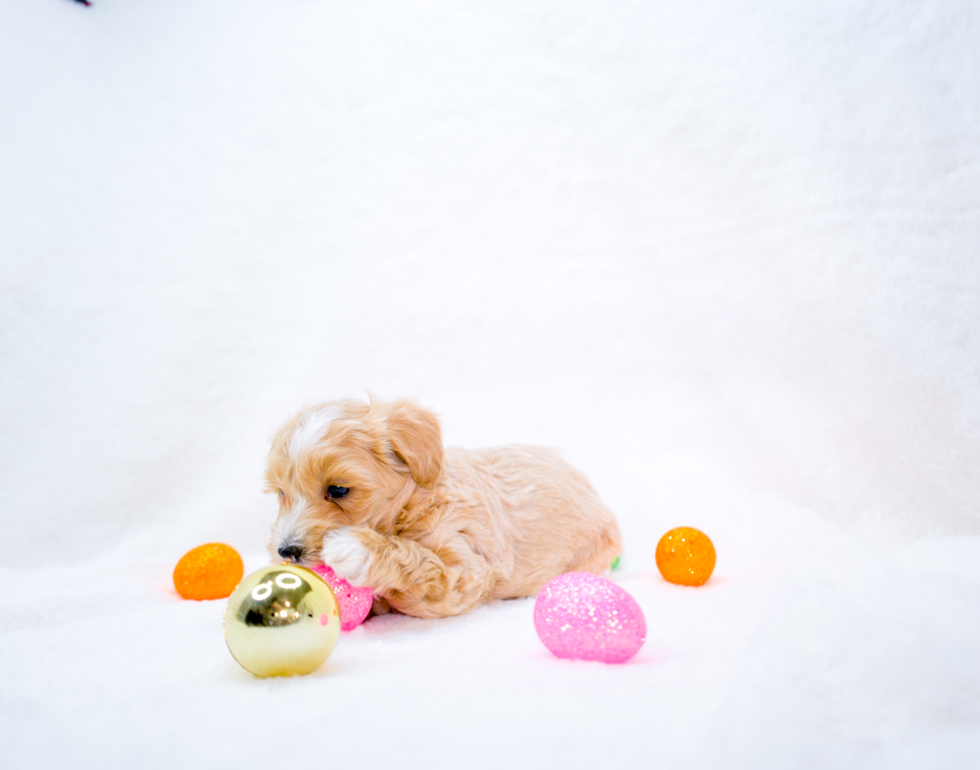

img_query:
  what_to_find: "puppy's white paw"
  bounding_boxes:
[321,527,372,586]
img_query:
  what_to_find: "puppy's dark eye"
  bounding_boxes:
[325,485,349,500]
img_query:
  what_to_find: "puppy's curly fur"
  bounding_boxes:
[266,398,622,619]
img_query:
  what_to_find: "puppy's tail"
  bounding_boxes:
[573,520,623,576]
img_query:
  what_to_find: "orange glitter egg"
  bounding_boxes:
[173,543,244,601]
[655,527,716,587]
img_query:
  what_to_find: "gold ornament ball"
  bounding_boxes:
[224,564,341,677]
[656,526,716,586]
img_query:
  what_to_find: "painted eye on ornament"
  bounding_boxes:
[325,485,349,500]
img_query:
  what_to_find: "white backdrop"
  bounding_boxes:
[1,2,979,768]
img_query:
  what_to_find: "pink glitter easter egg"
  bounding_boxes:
[310,564,374,632]
[533,572,646,664]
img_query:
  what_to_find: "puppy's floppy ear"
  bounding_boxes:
[384,400,444,488]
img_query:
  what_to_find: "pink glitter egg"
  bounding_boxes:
[310,564,374,632]
[533,572,646,664]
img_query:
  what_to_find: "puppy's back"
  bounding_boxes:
[443,445,622,599]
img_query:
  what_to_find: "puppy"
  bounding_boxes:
[265,398,622,619]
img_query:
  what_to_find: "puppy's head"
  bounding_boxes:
[264,398,443,565]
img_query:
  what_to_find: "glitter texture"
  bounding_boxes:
[533,572,646,664]
[310,564,374,631]
[655,527,716,586]
[173,542,244,601]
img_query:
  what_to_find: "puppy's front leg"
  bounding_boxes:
[321,526,490,619]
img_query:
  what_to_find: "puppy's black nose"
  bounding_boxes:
[278,544,302,562]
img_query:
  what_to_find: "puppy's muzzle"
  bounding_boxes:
[278,544,303,562]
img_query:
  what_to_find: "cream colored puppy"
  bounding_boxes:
[265,398,621,619]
